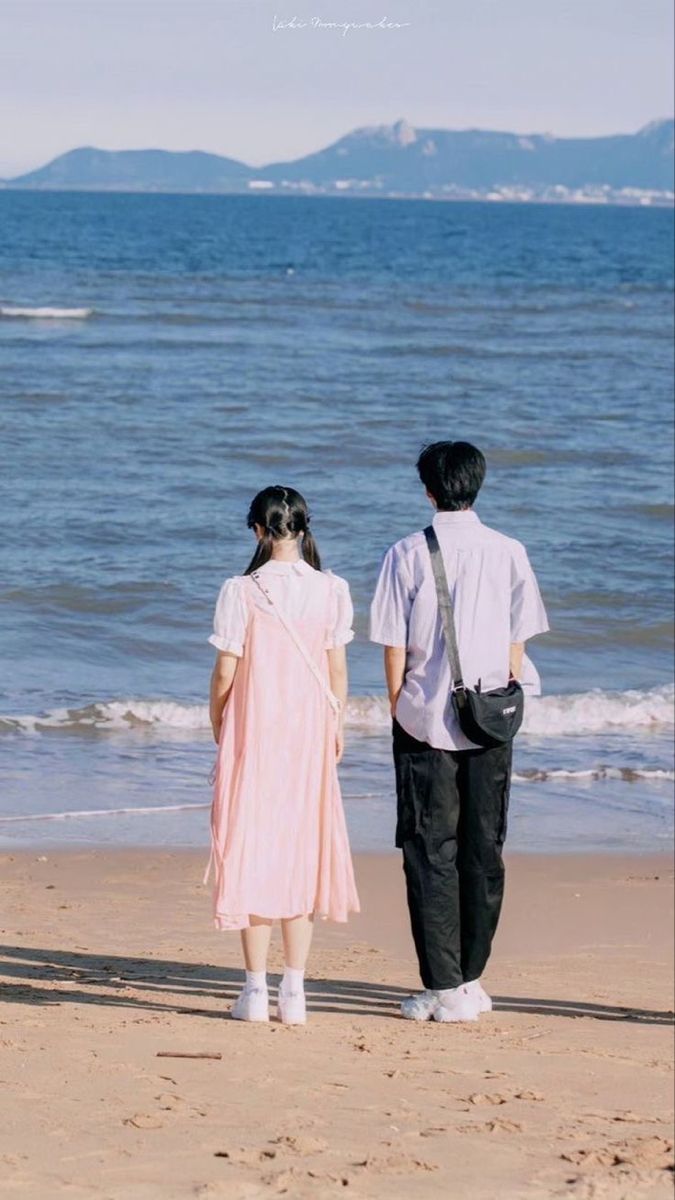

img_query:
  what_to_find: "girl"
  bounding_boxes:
[205,486,360,1024]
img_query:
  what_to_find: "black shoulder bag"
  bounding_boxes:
[424,525,524,748]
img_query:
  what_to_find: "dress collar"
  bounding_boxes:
[258,559,309,576]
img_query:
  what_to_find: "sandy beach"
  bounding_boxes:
[0,849,673,1200]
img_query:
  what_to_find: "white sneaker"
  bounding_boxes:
[277,986,306,1025]
[465,979,493,1013]
[231,986,269,1023]
[400,989,439,1021]
[433,984,480,1023]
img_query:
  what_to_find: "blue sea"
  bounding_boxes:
[1,192,673,852]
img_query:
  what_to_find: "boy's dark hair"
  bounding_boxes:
[416,441,486,511]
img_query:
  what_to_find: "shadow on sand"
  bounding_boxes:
[0,945,672,1027]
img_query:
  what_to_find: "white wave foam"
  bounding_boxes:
[513,766,674,783]
[0,793,384,825]
[351,685,675,737]
[1,685,672,739]
[521,685,674,736]
[0,768,671,832]
[0,802,210,823]
[0,306,93,319]
[0,700,208,735]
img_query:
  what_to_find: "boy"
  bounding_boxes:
[370,441,549,1021]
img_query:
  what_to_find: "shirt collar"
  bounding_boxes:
[432,510,480,527]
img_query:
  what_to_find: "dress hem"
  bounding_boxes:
[213,903,361,932]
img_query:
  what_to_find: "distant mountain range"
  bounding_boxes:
[4,119,674,204]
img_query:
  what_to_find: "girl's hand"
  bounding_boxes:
[335,724,345,764]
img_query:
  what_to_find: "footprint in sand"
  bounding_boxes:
[123,1113,164,1130]
[263,1165,352,1195]
[214,1148,268,1167]
[582,1109,672,1127]
[154,1091,192,1112]
[485,1119,524,1134]
[194,1182,264,1198]
[561,1135,674,1172]
[270,1135,328,1156]
[458,1119,523,1135]
[466,1089,545,1106]
[467,1092,508,1106]
[352,1151,438,1175]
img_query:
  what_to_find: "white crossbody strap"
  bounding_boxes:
[251,571,342,717]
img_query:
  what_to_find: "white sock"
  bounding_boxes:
[245,970,267,992]
[281,966,305,994]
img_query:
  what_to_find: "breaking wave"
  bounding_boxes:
[0,305,93,319]
[1,685,672,739]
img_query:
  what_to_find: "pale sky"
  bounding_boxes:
[1,0,673,177]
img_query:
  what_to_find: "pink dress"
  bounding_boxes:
[205,559,361,930]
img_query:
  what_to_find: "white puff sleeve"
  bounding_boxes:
[208,577,249,657]
[325,573,355,649]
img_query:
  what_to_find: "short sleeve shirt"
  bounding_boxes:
[369,510,549,751]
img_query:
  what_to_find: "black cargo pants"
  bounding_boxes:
[393,719,512,991]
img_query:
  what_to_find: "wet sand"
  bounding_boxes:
[0,850,673,1199]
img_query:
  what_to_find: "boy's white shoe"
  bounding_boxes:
[401,982,487,1022]
[277,985,307,1025]
[465,979,493,1012]
[231,985,269,1023]
[433,984,480,1023]
[400,989,439,1021]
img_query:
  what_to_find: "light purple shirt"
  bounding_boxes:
[369,510,550,751]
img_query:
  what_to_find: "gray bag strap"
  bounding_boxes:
[251,571,342,717]
[423,526,465,691]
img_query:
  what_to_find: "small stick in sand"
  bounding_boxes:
[156,1051,222,1060]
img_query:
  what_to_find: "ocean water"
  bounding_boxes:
[0,192,673,853]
